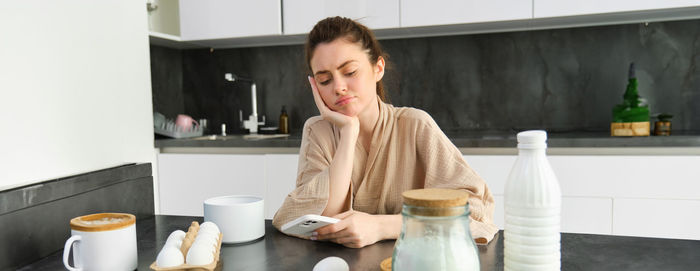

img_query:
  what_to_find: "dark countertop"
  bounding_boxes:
[154,130,700,149]
[22,215,700,270]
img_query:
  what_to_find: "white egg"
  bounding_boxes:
[156,246,184,267]
[198,227,219,237]
[164,238,183,249]
[166,230,186,244]
[186,243,215,265]
[312,256,349,271]
[200,222,220,234]
[191,238,217,254]
[195,231,219,244]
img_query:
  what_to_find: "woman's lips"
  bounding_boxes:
[335,96,355,106]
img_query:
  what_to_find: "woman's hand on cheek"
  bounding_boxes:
[312,210,383,248]
[308,76,359,136]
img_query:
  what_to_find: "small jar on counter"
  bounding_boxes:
[392,188,479,271]
[653,113,672,136]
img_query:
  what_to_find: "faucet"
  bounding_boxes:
[224,73,265,134]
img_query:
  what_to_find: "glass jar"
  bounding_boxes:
[392,189,480,271]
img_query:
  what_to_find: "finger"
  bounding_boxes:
[317,228,351,241]
[308,76,329,114]
[341,242,363,248]
[314,219,349,237]
[334,235,360,246]
[332,210,355,220]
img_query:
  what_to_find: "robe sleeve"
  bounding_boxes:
[272,117,334,234]
[414,114,499,244]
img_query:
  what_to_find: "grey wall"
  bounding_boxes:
[151,19,700,134]
[0,164,154,271]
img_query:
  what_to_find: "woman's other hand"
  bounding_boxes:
[308,76,359,136]
[312,210,400,248]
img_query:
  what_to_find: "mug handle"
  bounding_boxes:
[63,235,82,271]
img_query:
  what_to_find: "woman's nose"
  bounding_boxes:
[333,79,347,95]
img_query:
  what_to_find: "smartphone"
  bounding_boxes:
[281,214,340,236]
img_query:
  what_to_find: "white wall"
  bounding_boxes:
[0,1,155,191]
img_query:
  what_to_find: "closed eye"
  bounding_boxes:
[345,70,356,76]
[319,79,331,86]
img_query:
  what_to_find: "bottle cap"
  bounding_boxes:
[517,130,547,149]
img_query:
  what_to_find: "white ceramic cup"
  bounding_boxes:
[62,213,137,271]
[204,195,264,244]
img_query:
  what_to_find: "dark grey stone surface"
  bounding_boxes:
[150,19,700,136]
[0,164,154,271]
[150,45,185,119]
[154,131,700,148]
[20,215,700,271]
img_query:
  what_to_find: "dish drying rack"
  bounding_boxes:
[154,121,204,139]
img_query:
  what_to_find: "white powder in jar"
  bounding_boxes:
[393,235,479,271]
[82,217,127,225]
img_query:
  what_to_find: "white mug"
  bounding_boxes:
[204,195,264,243]
[63,213,138,271]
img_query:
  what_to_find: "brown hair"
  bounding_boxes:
[305,16,388,102]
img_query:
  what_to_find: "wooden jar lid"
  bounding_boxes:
[380,257,392,271]
[402,188,469,216]
[70,213,135,232]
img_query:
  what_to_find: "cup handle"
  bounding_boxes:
[63,235,82,271]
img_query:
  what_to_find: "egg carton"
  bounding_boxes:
[150,221,223,271]
[154,121,204,139]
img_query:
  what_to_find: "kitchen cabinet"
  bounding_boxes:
[264,154,299,219]
[179,0,281,40]
[282,0,400,35]
[400,0,532,28]
[156,150,700,239]
[157,153,267,217]
[148,0,700,48]
[147,0,180,38]
[534,0,700,18]
[147,0,282,42]
[613,198,700,240]
[464,154,700,239]
[157,153,298,219]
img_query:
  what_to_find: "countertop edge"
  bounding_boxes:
[156,146,700,155]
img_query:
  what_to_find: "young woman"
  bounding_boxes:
[272,17,497,248]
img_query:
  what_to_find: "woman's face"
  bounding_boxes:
[310,38,384,117]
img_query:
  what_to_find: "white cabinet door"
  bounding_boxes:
[401,0,532,27]
[464,154,700,238]
[534,0,700,18]
[157,153,266,216]
[283,0,400,35]
[178,0,282,40]
[560,197,612,235]
[613,198,700,240]
[264,154,299,219]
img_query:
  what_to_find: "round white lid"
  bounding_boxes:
[517,130,547,148]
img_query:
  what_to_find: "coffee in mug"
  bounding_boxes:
[63,213,137,271]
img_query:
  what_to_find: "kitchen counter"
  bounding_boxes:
[22,215,700,270]
[155,131,700,155]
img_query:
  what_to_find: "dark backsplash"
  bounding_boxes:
[150,19,700,134]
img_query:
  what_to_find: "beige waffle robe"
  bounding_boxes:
[272,100,498,243]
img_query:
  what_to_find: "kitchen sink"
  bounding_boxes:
[191,135,242,141]
[191,134,290,141]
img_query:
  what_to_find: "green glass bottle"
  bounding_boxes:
[612,63,649,123]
